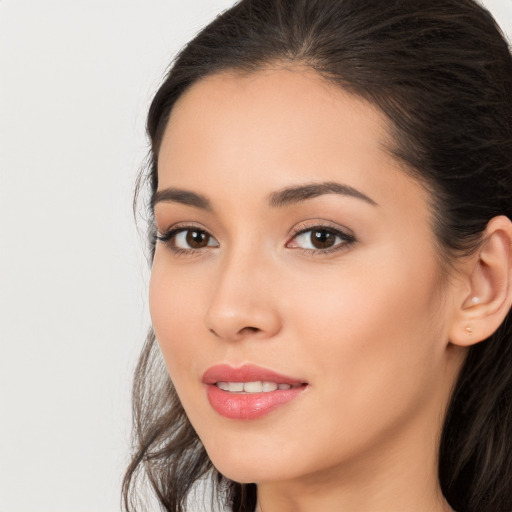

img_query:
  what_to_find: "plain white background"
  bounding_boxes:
[0,1,510,511]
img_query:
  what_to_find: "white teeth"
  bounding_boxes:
[228,382,244,392]
[262,381,278,392]
[216,381,292,393]
[244,381,264,393]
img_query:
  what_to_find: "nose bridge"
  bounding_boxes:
[205,239,280,341]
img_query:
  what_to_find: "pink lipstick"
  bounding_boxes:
[202,364,307,420]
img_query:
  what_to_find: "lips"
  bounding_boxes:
[202,364,307,420]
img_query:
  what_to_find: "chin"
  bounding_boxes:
[203,443,288,484]
[206,450,265,483]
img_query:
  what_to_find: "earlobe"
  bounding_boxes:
[450,215,512,347]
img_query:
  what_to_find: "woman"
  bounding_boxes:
[123,1,512,511]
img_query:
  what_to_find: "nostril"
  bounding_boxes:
[209,326,260,339]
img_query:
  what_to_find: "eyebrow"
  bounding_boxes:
[268,181,377,207]
[151,181,377,211]
[151,188,212,210]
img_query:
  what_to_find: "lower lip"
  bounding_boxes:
[206,384,306,420]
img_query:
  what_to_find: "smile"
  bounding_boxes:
[203,364,308,420]
[215,381,298,392]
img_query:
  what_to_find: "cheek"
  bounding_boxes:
[149,255,202,377]
[286,253,445,420]
[290,255,439,340]
[148,257,218,431]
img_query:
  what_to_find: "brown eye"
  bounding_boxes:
[185,229,211,248]
[287,225,356,253]
[156,227,219,251]
[310,229,336,249]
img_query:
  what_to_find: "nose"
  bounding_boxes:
[205,248,282,342]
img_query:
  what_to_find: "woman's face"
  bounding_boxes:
[150,68,463,485]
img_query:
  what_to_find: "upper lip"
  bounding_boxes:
[202,364,306,385]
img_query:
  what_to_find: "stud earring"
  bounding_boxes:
[471,297,480,305]
[465,325,473,335]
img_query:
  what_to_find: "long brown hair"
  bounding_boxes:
[123,1,512,511]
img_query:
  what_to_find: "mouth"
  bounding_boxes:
[215,381,301,393]
[203,364,308,420]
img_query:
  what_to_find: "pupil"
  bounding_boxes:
[186,230,208,248]
[311,230,335,249]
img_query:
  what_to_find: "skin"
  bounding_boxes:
[149,67,466,512]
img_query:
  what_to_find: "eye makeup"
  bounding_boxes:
[155,220,356,258]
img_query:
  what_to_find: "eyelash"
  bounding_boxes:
[155,225,217,256]
[155,223,356,256]
[288,224,356,255]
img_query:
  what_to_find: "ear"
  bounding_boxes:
[449,215,512,347]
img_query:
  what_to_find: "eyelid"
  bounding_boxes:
[286,221,356,253]
[288,220,355,239]
[155,223,219,253]
[155,221,211,239]
[154,220,355,255]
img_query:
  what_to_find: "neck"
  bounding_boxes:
[256,472,453,512]
[253,345,466,512]
[255,458,453,512]
[255,404,455,512]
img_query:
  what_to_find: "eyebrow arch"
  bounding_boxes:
[151,187,212,211]
[268,181,377,208]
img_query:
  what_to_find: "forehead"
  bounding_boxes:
[168,66,384,128]
[157,66,423,211]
